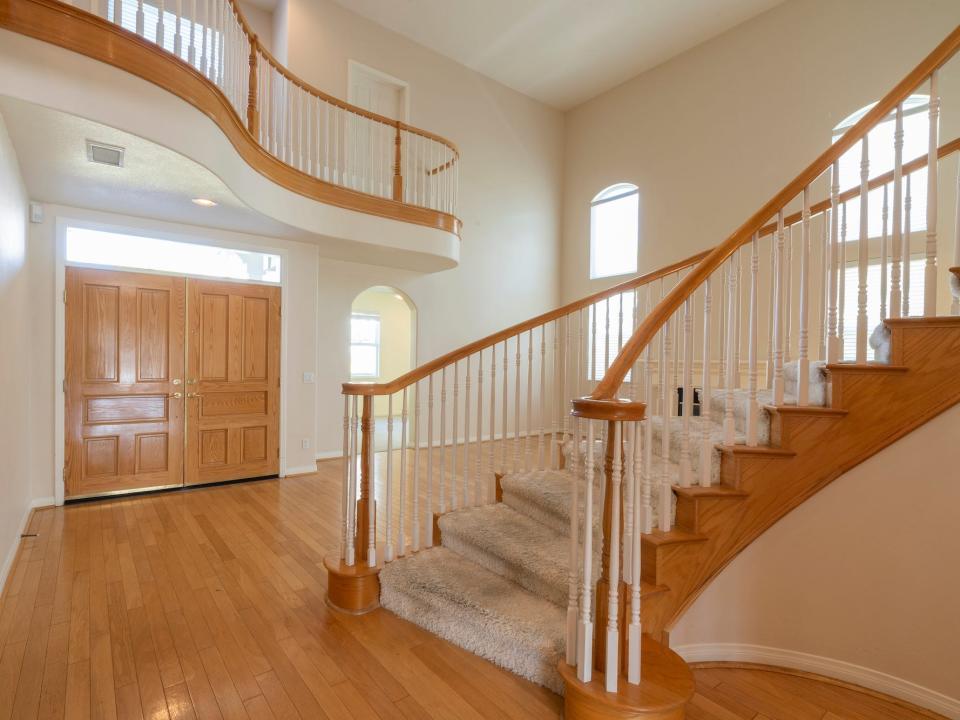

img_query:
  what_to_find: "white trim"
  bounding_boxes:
[674,643,960,718]
[54,210,292,504]
[0,498,49,595]
[315,450,341,461]
[283,465,318,476]
[347,59,410,123]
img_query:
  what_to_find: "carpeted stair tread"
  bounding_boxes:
[438,504,582,607]
[379,546,566,693]
[500,469,600,537]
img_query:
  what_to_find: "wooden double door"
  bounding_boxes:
[65,267,280,499]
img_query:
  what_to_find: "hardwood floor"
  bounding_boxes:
[0,454,943,719]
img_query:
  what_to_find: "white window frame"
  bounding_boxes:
[350,312,381,379]
[590,183,639,280]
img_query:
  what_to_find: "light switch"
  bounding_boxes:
[301,438,311,449]
[303,372,315,383]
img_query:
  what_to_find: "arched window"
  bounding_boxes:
[832,95,930,358]
[590,183,639,279]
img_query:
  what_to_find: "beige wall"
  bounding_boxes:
[672,402,960,710]
[351,287,415,417]
[561,0,960,304]
[0,112,33,587]
[238,2,274,54]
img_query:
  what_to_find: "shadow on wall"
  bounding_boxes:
[350,286,417,451]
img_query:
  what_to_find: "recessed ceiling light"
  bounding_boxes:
[191,198,217,207]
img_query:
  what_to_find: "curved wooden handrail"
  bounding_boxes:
[757,136,960,239]
[342,249,710,396]
[591,24,960,400]
[253,39,459,155]
[0,0,461,233]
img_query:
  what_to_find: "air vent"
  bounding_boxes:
[85,140,125,167]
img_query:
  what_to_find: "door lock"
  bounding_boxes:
[172,379,182,386]
[187,392,201,399]
[186,378,197,384]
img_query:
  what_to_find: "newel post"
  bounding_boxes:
[393,121,403,201]
[247,35,259,135]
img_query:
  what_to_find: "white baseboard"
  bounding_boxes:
[674,642,960,718]
[32,497,55,509]
[284,464,319,476]
[0,498,45,597]
[315,450,340,461]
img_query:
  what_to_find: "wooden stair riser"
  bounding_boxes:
[674,492,745,534]
[767,411,845,450]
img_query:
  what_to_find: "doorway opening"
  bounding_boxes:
[350,286,417,452]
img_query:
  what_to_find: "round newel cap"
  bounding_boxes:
[570,397,646,421]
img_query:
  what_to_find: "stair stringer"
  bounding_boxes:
[640,317,960,639]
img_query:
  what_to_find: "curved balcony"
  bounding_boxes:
[0,0,462,270]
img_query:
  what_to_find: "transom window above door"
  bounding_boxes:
[590,183,639,280]
[65,226,281,283]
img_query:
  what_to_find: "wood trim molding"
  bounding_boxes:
[570,397,646,421]
[591,24,960,399]
[341,249,710,396]
[0,0,462,235]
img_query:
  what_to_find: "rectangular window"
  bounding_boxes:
[350,313,381,378]
[840,257,925,361]
[65,227,281,283]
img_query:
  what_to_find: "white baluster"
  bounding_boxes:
[552,319,560,468]
[187,0,196,66]
[718,264,727,389]
[413,381,421,551]
[659,318,672,532]
[700,278,714,483]
[604,298,611,379]
[501,340,509,472]
[839,202,848,357]
[136,0,145,36]
[642,283,655,532]
[679,296,694,486]
[857,135,870,363]
[427,374,434,547]
[747,235,760,445]
[904,175,913,317]
[724,255,738,441]
[489,344,497,495]
[605,422,622,694]
[953,159,960,315]
[733,251,743,388]
[785,223,793,367]
[773,211,786,404]
[576,419,596,682]
[514,335,521,472]
[346,395,358,565]
[627,420,642,685]
[340,395,350,561]
[439,367,447,515]
[562,314,571,441]
[892,104,904,319]
[463,356,471,507]
[766,237,775,388]
[525,329,533,471]
[113,0,123,26]
[538,324,547,470]
[385,394,395,562]
[590,303,598,388]
[798,186,811,405]
[452,362,459,510]
[925,71,940,317]
[880,184,889,324]
[818,208,828,361]
[566,415,580,667]
[367,399,377,568]
[398,387,407,556]
[476,350,484,505]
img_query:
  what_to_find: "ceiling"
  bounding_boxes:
[0,96,303,239]
[331,0,783,109]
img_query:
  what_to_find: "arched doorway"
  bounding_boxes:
[350,286,417,451]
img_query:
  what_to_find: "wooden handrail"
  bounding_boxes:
[341,249,710,396]
[591,24,960,400]
[757,137,960,238]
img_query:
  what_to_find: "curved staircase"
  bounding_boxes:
[323,24,960,719]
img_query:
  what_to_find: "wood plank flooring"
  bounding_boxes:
[0,450,944,719]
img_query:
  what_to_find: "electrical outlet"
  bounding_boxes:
[303,371,315,383]
[301,438,311,449]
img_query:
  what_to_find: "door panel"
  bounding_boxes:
[186,279,280,486]
[65,268,185,497]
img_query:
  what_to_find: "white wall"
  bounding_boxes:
[561,0,960,304]
[672,403,960,715]
[0,112,33,589]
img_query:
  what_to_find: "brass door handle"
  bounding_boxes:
[187,392,201,398]
[168,392,183,399]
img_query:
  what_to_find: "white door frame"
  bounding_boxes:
[347,60,410,122]
[53,214,291,505]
